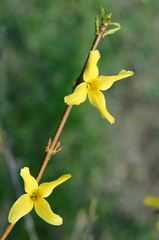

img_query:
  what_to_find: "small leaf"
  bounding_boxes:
[101,6,105,20]
[105,27,121,35]
[94,15,99,30]
[105,13,112,19]
[110,22,121,27]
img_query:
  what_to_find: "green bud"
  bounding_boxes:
[98,6,121,37]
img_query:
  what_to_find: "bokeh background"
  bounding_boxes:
[0,0,159,239]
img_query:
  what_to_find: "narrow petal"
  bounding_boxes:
[88,90,115,124]
[97,70,134,90]
[64,83,87,105]
[8,194,33,224]
[20,167,38,193]
[144,196,159,208]
[83,50,100,82]
[39,174,71,198]
[34,198,63,225]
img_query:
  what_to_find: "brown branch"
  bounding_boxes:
[0,224,14,240]
[36,22,108,184]
[36,104,72,183]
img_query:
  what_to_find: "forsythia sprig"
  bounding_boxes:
[64,50,134,124]
[0,6,136,240]
[8,167,71,225]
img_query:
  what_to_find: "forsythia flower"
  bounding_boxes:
[144,195,159,229]
[64,50,134,124]
[8,167,71,225]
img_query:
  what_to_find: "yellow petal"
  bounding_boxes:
[88,90,115,124]
[83,50,100,82]
[97,70,134,90]
[144,196,159,208]
[39,174,71,198]
[34,198,63,225]
[64,83,87,105]
[20,167,38,193]
[8,194,33,224]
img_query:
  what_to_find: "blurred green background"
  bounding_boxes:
[0,0,159,239]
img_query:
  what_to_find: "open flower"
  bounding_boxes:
[8,167,71,225]
[64,50,134,124]
[144,195,159,229]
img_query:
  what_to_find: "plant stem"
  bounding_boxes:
[0,224,14,240]
[36,105,72,183]
[0,20,108,240]
[36,24,107,184]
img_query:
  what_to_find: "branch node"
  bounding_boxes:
[45,140,62,156]
[46,137,52,149]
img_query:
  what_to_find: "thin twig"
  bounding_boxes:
[0,224,14,240]
[36,23,107,183]
[36,104,72,183]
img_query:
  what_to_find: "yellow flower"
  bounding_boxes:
[144,195,159,229]
[8,167,71,225]
[64,50,134,124]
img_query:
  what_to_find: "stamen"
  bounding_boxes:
[30,188,41,201]
[30,193,37,199]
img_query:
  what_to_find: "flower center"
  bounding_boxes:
[30,188,42,202]
[86,79,99,92]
